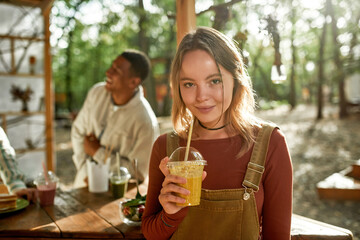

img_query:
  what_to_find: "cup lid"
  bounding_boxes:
[33,171,59,186]
[168,147,206,165]
[111,167,131,179]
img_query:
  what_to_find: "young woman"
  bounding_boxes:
[142,27,293,240]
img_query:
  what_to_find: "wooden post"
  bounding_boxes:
[43,6,55,171]
[10,39,15,74]
[176,0,196,46]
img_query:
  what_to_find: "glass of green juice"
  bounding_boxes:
[110,167,131,199]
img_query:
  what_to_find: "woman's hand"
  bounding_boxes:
[158,157,207,215]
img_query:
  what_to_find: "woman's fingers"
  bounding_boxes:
[159,157,170,176]
[158,159,190,214]
[161,181,190,196]
[162,173,186,187]
[159,191,186,204]
[202,170,207,181]
[158,188,187,215]
[160,174,189,204]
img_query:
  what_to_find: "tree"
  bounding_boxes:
[50,0,360,118]
[316,2,328,120]
[137,0,158,114]
[328,0,347,118]
[289,6,297,109]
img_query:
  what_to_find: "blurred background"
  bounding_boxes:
[0,0,359,238]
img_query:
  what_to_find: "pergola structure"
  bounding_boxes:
[0,0,193,173]
[0,0,194,172]
[176,0,196,45]
[0,0,54,170]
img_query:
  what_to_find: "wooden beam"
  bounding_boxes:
[10,38,15,74]
[1,0,55,171]
[1,0,39,9]
[38,0,54,15]
[2,0,42,7]
[0,72,43,77]
[0,34,44,42]
[2,0,53,14]
[176,0,196,46]
[43,4,55,171]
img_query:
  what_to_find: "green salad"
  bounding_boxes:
[121,195,146,222]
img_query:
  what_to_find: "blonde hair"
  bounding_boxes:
[170,27,261,156]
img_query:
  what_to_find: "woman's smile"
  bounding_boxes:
[195,105,215,114]
[179,49,234,127]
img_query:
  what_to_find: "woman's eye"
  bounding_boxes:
[184,82,194,88]
[211,78,222,85]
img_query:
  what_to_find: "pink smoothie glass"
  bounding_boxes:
[33,171,59,207]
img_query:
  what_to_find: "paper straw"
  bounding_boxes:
[42,161,49,184]
[108,144,114,158]
[104,143,114,164]
[116,152,121,177]
[105,144,109,156]
[104,144,109,163]
[184,118,194,162]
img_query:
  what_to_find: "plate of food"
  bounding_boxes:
[120,195,146,226]
[0,194,29,215]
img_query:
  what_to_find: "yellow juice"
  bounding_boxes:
[177,176,202,206]
[168,161,205,206]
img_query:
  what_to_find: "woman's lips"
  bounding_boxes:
[196,106,214,113]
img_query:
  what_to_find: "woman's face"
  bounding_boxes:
[179,49,234,127]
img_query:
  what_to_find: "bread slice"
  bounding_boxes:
[0,193,17,210]
[0,183,9,194]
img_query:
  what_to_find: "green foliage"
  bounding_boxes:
[257,99,288,111]
[51,0,360,116]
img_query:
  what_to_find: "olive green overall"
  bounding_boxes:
[166,123,277,240]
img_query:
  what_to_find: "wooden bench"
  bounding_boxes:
[317,160,360,201]
[291,214,353,240]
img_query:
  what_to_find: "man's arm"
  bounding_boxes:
[71,108,88,172]
[71,90,93,187]
[127,120,159,182]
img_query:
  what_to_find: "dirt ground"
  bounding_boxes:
[55,104,360,239]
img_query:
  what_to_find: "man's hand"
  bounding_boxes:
[84,133,101,157]
[13,188,38,203]
[83,176,88,185]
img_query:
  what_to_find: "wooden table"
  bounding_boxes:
[0,183,354,240]
[0,183,146,240]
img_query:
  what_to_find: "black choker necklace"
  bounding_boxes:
[198,121,229,131]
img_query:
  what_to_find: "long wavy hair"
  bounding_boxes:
[170,27,261,156]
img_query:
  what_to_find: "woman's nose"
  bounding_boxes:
[196,85,209,102]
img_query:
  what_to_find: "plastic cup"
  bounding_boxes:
[167,147,206,206]
[87,159,110,193]
[33,171,58,207]
[110,167,131,199]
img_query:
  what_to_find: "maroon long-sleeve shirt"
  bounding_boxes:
[142,129,293,240]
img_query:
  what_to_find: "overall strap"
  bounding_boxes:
[166,131,179,157]
[242,122,278,191]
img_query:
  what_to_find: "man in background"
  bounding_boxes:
[71,49,159,188]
